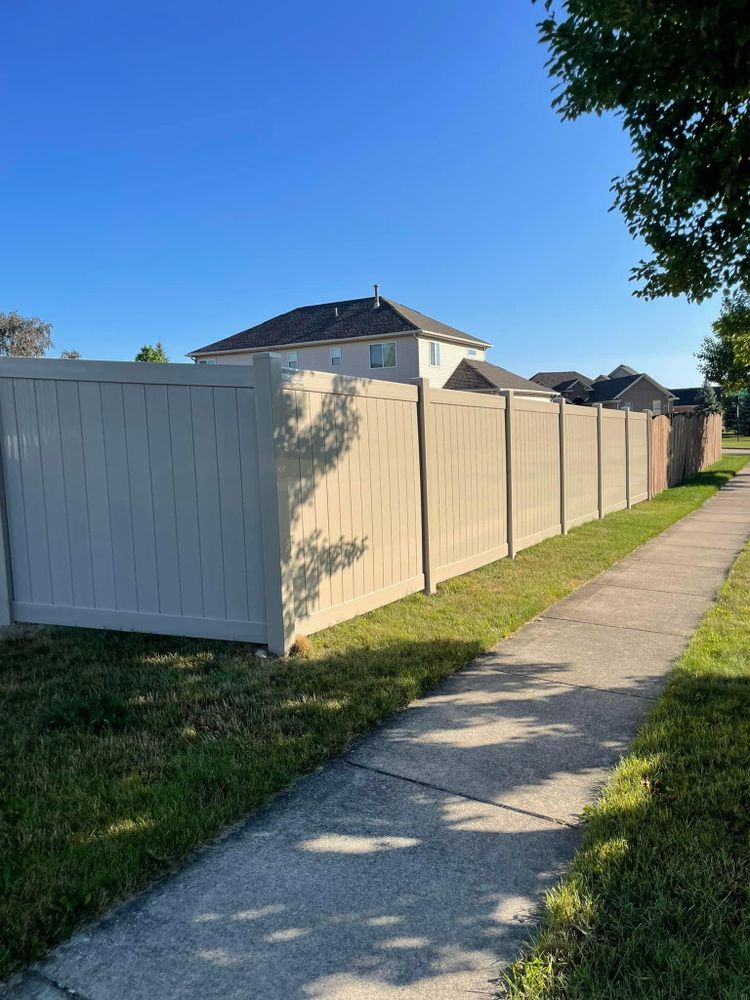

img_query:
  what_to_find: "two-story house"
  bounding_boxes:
[188,288,491,387]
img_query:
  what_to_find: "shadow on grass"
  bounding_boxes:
[0,625,660,991]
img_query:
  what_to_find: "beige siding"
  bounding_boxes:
[416,337,486,387]
[565,406,599,527]
[513,398,562,550]
[197,336,422,385]
[427,388,507,582]
[601,409,627,513]
[285,370,424,633]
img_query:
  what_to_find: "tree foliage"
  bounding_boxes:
[0,311,53,357]
[134,342,169,363]
[60,349,81,360]
[696,292,750,391]
[695,380,722,414]
[536,1,750,301]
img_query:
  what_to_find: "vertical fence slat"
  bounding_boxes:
[0,389,12,626]
[596,403,604,518]
[414,378,436,595]
[503,390,516,558]
[559,398,568,534]
[254,353,295,655]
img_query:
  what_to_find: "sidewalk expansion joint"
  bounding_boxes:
[540,614,689,639]
[600,582,718,600]
[344,760,577,830]
[479,665,659,702]
[18,972,94,1000]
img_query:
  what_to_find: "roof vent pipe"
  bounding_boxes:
[373,283,380,308]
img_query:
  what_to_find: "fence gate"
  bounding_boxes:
[0,358,274,645]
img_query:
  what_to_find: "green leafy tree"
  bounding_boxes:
[134,342,169,363]
[536,1,750,301]
[694,380,722,415]
[696,293,750,392]
[0,311,53,356]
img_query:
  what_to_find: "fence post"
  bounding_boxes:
[0,398,13,627]
[502,390,516,557]
[413,378,436,595]
[254,352,295,655]
[596,403,604,518]
[559,397,567,534]
[645,409,653,499]
[625,407,632,509]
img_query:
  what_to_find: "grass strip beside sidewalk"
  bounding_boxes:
[504,499,750,998]
[1,456,747,979]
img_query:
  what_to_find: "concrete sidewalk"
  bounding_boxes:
[8,469,750,1000]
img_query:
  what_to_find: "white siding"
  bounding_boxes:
[416,337,486,387]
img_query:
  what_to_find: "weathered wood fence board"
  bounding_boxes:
[650,412,722,495]
[0,356,722,653]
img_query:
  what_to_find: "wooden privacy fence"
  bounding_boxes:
[649,412,722,495]
[0,354,705,655]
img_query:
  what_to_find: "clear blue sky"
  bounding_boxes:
[3,0,714,384]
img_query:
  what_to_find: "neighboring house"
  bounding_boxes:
[531,370,593,404]
[530,364,678,414]
[671,386,721,414]
[587,372,677,414]
[444,359,556,400]
[187,288,491,387]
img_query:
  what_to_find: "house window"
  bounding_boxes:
[369,342,397,369]
[429,341,441,367]
[287,351,298,370]
[195,358,217,365]
[330,346,342,367]
[652,399,662,415]
[467,348,478,357]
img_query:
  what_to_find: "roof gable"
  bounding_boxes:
[588,372,678,402]
[190,295,490,356]
[445,359,556,395]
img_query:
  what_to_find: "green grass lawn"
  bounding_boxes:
[504,531,750,1000]
[722,433,750,449]
[1,456,747,980]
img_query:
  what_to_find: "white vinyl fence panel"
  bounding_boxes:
[0,359,268,642]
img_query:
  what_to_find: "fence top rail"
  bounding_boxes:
[601,407,627,421]
[283,367,418,402]
[564,404,598,419]
[512,396,559,413]
[627,410,648,422]
[429,387,506,410]
[0,357,256,388]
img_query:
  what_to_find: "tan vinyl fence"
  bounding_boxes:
[650,412,723,495]
[0,353,711,655]
[415,384,648,593]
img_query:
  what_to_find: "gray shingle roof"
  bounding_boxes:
[530,371,593,390]
[588,373,678,403]
[445,359,556,394]
[190,296,490,355]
